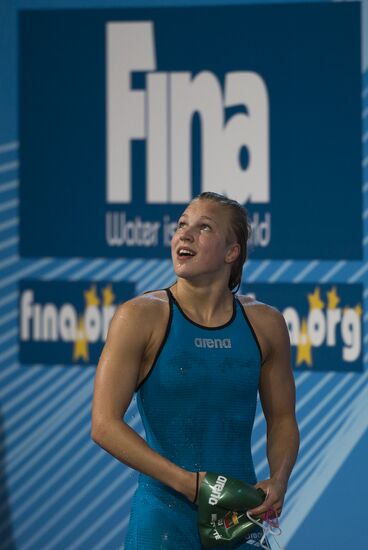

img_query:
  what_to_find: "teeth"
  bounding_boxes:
[179,249,194,256]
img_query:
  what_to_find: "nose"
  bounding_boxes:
[179,225,194,242]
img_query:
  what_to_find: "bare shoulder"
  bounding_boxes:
[237,294,289,359]
[106,290,170,345]
[237,294,284,324]
[115,290,169,321]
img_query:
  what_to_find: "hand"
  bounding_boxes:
[247,478,287,518]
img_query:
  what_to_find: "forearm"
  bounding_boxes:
[91,418,194,499]
[266,416,300,488]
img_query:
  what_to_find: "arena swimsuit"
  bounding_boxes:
[124,289,263,549]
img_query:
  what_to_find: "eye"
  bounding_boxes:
[176,220,186,230]
[200,223,211,231]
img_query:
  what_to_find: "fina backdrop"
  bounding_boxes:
[0,1,367,549]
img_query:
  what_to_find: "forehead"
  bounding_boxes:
[181,199,225,220]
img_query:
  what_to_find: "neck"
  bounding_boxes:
[172,278,234,325]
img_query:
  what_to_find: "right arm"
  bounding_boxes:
[91,296,199,501]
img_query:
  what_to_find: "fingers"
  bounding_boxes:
[248,484,284,517]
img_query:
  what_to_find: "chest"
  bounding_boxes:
[141,308,261,405]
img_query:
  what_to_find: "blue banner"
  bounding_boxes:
[242,283,363,372]
[18,280,135,365]
[19,4,361,261]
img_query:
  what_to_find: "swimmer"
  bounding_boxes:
[91,191,299,549]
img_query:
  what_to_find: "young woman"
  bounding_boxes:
[91,192,299,549]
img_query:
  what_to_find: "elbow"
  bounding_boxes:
[91,418,109,446]
[90,416,125,447]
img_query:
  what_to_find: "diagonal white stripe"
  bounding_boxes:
[280,403,353,523]
[68,482,137,550]
[0,344,17,363]
[8,400,139,515]
[19,423,144,550]
[129,259,160,286]
[348,262,368,282]
[41,258,83,280]
[0,198,18,212]
[0,400,96,544]
[247,261,271,282]
[0,361,18,384]
[255,372,356,476]
[6,415,90,515]
[40,431,143,550]
[93,259,128,280]
[0,327,17,346]
[25,458,124,550]
[252,373,336,454]
[0,180,18,192]
[0,161,18,174]
[0,255,18,271]
[69,258,107,280]
[0,236,18,252]
[137,260,173,293]
[0,363,20,386]
[93,496,133,550]
[320,261,346,281]
[0,364,41,400]
[268,261,293,282]
[0,258,54,290]
[0,291,17,310]
[293,260,319,282]
[36,413,140,550]
[3,371,91,461]
[281,380,368,545]
[157,270,176,291]
[281,374,367,494]
[107,258,148,283]
[0,392,93,513]
[0,217,18,232]
[0,141,19,153]
[4,369,75,429]
[252,372,311,431]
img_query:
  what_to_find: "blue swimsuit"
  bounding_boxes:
[124,289,263,549]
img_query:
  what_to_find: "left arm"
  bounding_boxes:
[249,308,300,516]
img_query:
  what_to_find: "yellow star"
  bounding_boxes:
[73,316,89,362]
[102,284,115,307]
[308,287,324,310]
[355,303,363,317]
[296,319,313,367]
[327,286,340,309]
[84,284,100,307]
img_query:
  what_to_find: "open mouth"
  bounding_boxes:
[177,247,196,258]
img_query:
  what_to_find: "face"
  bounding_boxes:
[171,200,239,284]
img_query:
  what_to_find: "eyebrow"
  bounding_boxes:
[180,214,216,223]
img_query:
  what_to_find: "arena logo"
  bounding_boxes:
[20,283,122,363]
[106,21,270,206]
[283,286,362,366]
[209,475,227,505]
[194,337,232,349]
